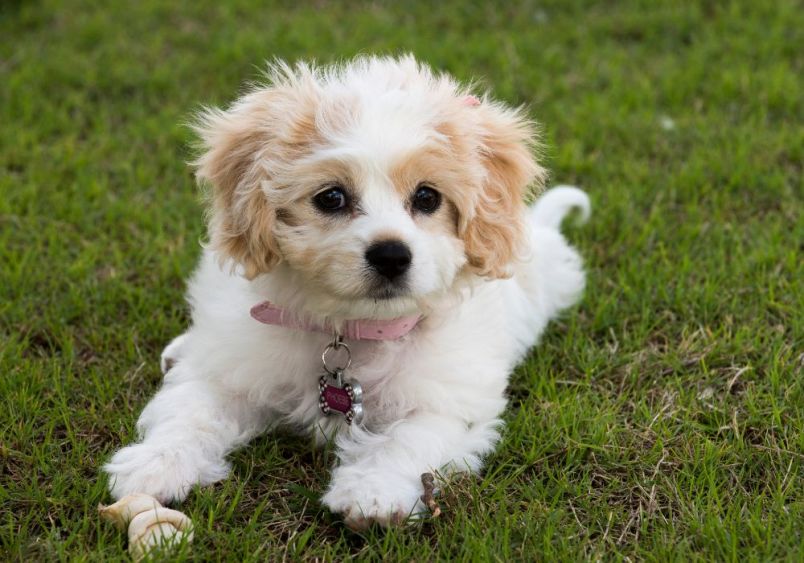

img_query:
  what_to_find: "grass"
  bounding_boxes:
[1,0,801,560]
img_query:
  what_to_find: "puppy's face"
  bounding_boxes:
[194,56,545,315]
[270,143,466,304]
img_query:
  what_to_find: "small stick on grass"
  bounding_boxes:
[420,472,441,518]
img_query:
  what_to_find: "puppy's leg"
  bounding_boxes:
[322,412,500,529]
[105,376,263,503]
[159,332,189,374]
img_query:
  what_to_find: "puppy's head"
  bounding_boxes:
[194,56,545,315]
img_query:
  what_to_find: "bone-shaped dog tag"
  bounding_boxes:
[319,369,363,425]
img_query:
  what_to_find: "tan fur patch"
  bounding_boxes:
[274,207,301,227]
[390,102,545,279]
[450,103,545,279]
[193,80,325,278]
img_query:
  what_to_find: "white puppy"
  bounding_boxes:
[104,55,589,529]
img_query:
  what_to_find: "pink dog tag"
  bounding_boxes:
[319,372,363,425]
[318,337,364,425]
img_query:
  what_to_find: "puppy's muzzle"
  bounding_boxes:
[365,240,411,281]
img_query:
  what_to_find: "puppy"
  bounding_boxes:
[104,55,589,529]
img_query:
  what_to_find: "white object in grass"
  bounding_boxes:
[98,493,193,560]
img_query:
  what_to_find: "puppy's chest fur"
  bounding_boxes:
[245,327,420,429]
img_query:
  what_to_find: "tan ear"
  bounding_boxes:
[462,103,546,278]
[192,96,283,279]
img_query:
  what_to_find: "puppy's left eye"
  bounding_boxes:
[411,184,441,214]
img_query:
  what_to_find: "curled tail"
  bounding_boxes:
[530,185,591,230]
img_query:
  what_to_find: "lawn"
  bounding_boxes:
[1,0,801,560]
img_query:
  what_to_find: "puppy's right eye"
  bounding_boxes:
[313,185,348,213]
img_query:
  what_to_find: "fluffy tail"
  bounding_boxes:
[530,185,591,230]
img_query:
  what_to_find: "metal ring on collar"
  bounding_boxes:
[322,340,352,374]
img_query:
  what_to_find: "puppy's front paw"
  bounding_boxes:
[104,442,230,503]
[322,467,425,530]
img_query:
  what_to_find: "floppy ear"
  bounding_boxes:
[462,102,546,278]
[193,94,285,279]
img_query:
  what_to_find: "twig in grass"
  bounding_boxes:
[568,499,586,536]
[651,453,667,481]
[780,458,795,495]
[420,473,441,518]
[727,366,751,393]
[751,444,804,460]
[601,511,614,544]
[648,401,674,429]
[617,512,637,545]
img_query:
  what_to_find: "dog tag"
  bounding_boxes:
[319,337,363,425]
[319,370,363,425]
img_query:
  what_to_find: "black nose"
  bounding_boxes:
[365,240,412,280]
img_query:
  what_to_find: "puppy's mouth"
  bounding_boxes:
[367,287,408,301]
[365,278,410,301]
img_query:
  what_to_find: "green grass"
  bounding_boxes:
[1,0,802,560]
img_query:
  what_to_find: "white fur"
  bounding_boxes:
[104,57,589,529]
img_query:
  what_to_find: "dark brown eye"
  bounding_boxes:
[412,184,441,214]
[313,185,348,213]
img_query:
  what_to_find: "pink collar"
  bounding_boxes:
[250,301,421,341]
